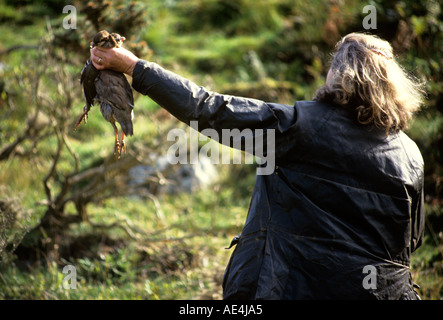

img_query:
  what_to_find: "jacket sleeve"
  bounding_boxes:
[131,60,297,143]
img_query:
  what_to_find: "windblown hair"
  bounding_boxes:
[313,33,426,134]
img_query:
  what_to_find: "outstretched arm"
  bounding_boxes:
[134,60,298,137]
[90,46,294,129]
[89,47,297,162]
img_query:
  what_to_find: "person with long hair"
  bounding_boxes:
[90,32,426,299]
[314,33,424,135]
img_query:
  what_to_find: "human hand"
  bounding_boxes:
[90,46,139,77]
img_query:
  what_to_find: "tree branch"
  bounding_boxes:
[43,128,63,204]
[0,44,39,56]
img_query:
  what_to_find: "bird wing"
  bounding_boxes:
[80,59,99,107]
[96,70,134,109]
[96,70,134,136]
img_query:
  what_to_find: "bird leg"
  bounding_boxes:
[120,132,126,154]
[112,122,121,159]
[74,106,90,131]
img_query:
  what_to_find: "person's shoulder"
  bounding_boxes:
[294,100,338,113]
[294,100,332,108]
[294,100,338,122]
[397,131,424,163]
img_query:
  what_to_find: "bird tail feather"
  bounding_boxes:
[120,119,133,136]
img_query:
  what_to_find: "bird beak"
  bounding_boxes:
[121,37,126,41]
[90,42,95,49]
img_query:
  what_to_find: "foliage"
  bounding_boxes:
[0,0,442,300]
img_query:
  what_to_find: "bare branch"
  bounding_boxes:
[68,154,139,185]
[61,132,80,174]
[42,128,63,204]
[0,44,39,56]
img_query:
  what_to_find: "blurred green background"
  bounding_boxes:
[0,0,442,299]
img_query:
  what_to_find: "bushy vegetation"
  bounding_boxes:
[1,0,442,299]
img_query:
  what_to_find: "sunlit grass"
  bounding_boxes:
[0,181,245,299]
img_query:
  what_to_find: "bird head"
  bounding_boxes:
[90,30,126,49]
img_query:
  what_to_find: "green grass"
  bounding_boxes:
[412,241,443,300]
[0,181,247,299]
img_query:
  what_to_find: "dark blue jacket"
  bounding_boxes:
[132,60,425,299]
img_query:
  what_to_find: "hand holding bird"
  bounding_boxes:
[90,43,138,76]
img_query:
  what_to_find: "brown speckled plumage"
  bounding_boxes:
[75,30,134,157]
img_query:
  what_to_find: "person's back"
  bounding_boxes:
[223,100,424,299]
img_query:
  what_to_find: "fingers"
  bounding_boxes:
[89,46,138,75]
[90,47,106,69]
[93,46,108,53]
[91,58,105,70]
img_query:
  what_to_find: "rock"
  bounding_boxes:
[128,153,219,196]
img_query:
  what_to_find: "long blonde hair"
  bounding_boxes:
[313,32,426,134]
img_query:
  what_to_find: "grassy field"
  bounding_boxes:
[1,0,443,300]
